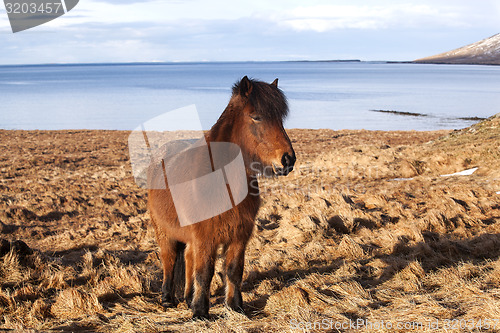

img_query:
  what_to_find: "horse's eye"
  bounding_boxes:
[251,115,262,122]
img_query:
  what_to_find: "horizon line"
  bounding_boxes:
[0,59,409,68]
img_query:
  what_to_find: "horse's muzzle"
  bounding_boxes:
[276,152,296,176]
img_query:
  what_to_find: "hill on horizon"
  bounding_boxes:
[415,33,500,65]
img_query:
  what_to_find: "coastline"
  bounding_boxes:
[1,122,499,331]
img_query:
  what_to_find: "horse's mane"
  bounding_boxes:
[232,77,288,122]
[208,77,288,144]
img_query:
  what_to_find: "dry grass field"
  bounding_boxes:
[1,114,499,332]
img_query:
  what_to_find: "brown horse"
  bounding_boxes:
[147,76,296,319]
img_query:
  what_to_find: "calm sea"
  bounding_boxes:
[1,61,499,131]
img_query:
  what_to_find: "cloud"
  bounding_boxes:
[15,0,500,34]
[52,0,268,26]
[1,0,500,64]
[273,4,472,32]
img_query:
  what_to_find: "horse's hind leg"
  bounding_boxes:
[158,237,178,308]
[224,241,246,314]
[191,242,217,319]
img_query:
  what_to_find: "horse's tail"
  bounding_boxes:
[173,241,186,303]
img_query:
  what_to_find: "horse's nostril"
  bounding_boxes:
[281,153,288,167]
[281,152,296,169]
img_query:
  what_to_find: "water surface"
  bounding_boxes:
[1,62,499,130]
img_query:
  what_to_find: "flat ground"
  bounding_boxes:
[1,115,499,332]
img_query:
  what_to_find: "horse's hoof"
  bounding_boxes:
[234,307,246,316]
[161,301,175,308]
[227,297,245,315]
[192,311,210,320]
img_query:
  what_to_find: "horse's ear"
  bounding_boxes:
[271,78,278,87]
[239,76,253,97]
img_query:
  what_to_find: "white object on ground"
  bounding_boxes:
[440,167,478,177]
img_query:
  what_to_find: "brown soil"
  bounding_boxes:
[1,115,499,332]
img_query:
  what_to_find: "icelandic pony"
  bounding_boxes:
[148,76,295,319]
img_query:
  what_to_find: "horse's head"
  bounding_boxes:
[215,76,296,177]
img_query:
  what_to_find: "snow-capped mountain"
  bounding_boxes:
[415,33,500,65]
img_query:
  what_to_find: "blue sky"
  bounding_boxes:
[1,0,500,64]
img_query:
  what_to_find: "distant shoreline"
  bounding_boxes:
[0,127,470,134]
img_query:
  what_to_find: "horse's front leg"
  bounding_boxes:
[224,240,247,314]
[158,238,178,308]
[191,242,217,319]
